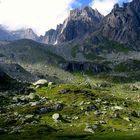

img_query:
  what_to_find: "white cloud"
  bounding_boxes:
[91,0,119,15]
[0,0,74,35]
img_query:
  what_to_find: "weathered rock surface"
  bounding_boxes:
[39,7,103,44]
[52,113,62,122]
[33,79,48,88]
[100,0,140,49]
[84,124,96,134]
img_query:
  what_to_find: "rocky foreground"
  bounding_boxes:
[0,78,140,140]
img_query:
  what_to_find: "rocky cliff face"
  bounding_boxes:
[100,0,140,49]
[63,61,110,73]
[57,7,103,43]
[0,0,139,50]
[39,6,103,44]
[39,29,57,44]
[39,24,63,44]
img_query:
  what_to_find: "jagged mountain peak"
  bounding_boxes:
[68,6,103,21]
[111,0,140,14]
[39,6,103,44]
[99,0,140,49]
[44,29,56,36]
[57,6,103,43]
[0,0,139,49]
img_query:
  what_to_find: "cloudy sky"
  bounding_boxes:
[0,0,132,35]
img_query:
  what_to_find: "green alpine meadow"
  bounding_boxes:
[0,0,140,139]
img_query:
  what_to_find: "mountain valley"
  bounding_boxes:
[0,0,140,139]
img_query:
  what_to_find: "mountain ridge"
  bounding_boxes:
[99,0,140,49]
[39,6,103,44]
[0,0,139,50]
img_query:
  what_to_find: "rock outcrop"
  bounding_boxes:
[100,0,140,49]
[0,0,140,50]
[63,62,110,73]
[39,29,57,45]
[39,24,63,44]
[39,7,103,44]
[57,7,103,43]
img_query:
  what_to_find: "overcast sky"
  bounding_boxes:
[0,0,132,35]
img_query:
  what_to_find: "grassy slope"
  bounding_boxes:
[0,39,140,140]
[0,72,140,140]
[0,39,79,83]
